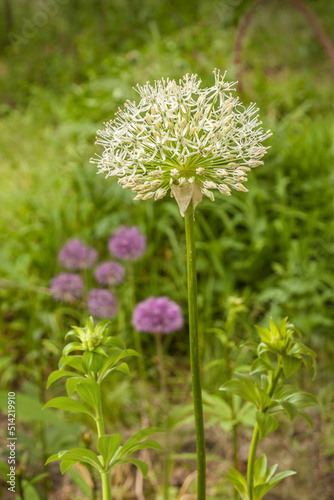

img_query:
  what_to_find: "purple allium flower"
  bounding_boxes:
[94,261,125,286]
[50,273,84,303]
[87,289,118,319]
[108,226,146,261]
[59,238,98,270]
[132,296,184,334]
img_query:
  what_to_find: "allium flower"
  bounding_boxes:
[94,261,125,286]
[93,70,271,214]
[59,238,98,270]
[50,273,84,303]
[108,226,146,260]
[87,289,118,318]
[132,296,184,334]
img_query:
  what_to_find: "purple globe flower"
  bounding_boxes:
[87,289,118,319]
[59,238,98,270]
[50,273,84,303]
[132,296,184,334]
[108,226,146,261]
[94,261,125,286]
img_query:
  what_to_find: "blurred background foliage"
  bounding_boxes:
[0,0,334,498]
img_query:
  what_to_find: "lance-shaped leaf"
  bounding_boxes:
[43,397,95,418]
[66,377,84,397]
[224,467,248,500]
[118,427,162,457]
[282,355,301,379]
[60,460,77,474]
[47,370,83,389]
[46,448,102,472]
[59,355,85,373]
[62,342,84,356]
[253,470,296,500]
[220,373,270,409]
[254,454,267,484]
[82,351,105,373]
[76,379,101,412]
[97,433,122,468]
[256,412,278,439]
[113,457,149,477]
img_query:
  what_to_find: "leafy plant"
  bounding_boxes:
[44,317,162,499]
[220,317,317,500]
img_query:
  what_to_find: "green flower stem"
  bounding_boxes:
[156,334,170,500]
[95,399,112,500]
[247,366,283,500]
[184,199,206,500]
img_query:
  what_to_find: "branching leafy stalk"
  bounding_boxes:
[184,199,206,499]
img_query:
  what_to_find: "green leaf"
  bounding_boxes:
[253,482,272,500]
[264,463,278,482]
[113,458,149,477]
[82,351,105,373]
[297,410,314,428]
[256,412,278,439]
[288,342,316,358]
[119,427,161,457]
[43,397,95,418]
[127,440,163,455]
[93,346,108,357]
[62,342,84,356]
[59,355,85,373]
[280,401,298,420]
[254,454,267,484]
[47,370,81,388]
[224,467,248,500]
[285,391,318,408]
[220,375,259,406]
[66,377,83,397]
[113,363,130,375]
[97,434,122,467]
[251,357,273,374]
[269,469,296,487]
[60,460,77,474]
[76,379,101,411]
[46,448,102,471]
[255,326,271,343]
[103,337,126,349]
[270,317,280,339]
[282,355,302,378]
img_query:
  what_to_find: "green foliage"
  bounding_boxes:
[44,318,162,493]
[221,318,318,499]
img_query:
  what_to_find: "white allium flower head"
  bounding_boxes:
[92,70,272,215]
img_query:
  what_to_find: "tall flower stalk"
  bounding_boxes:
[184,199,206,497]
[92,69,271,498]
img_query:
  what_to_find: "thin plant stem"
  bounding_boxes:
[95,399,112,500]
[247,366,283,499]
[156,334,170,500]
[184,199,206,500]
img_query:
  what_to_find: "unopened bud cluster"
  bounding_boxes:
[69,317,108,352]
[93,70,271,202]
